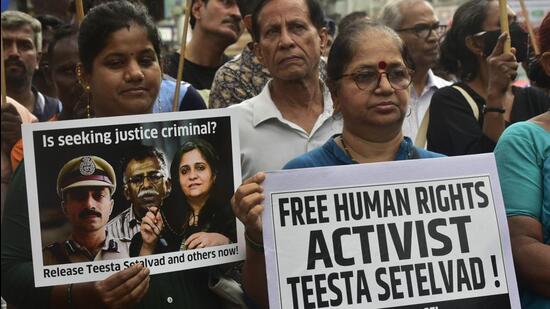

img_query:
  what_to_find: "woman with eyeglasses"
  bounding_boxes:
[232,20,443,308]
[427,0,549,156]
[133,138,236,256]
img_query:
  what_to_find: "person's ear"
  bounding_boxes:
[109,199,114,216]
[254,42,265,66]
[465,36,484,57]
[327,80,341,115]
[123,184,130,201]
[244,15,253,33]
[165,178,172,196]
[318,27,329,55]
[192,0,204,21]
[36,51,42,70]
[541,52,550,77]
[61,200,67,215]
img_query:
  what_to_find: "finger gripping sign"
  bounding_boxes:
[262,154,520,309]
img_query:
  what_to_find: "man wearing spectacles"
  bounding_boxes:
[106,145,171,249]
[379,0,451,146]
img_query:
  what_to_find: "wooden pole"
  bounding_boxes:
[498,0,511,53]
[75,0,85,24]
[518,0,540,55]
[1,32,7,105]
[172,0,193,112]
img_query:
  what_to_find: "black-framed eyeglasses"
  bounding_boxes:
[338,66,413,92]
[396,22,447,39]
[126,171,165,185]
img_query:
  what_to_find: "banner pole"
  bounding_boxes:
[172,0,193,112]
[518,0,540,55]
[499,0,511,53]
[1,32,7,105]
[75,0,85,24]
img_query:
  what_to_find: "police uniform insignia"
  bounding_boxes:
[79,156,96,176]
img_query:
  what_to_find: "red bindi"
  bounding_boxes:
[378,61,387,70]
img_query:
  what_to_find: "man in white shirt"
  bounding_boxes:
[379,0,451,146]
[230,0,342,179]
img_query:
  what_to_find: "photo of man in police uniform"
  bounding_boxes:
[43,155,129,265]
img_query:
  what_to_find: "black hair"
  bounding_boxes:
[439,0,491,81]
[68,0,99,15]
[189,0,209,30]
[36,15,64,31]
[47,24,79,64]
[120,144,169,183]
[78,1,161,72]
[327,19,413,85]
[251,0,325,42]
[237,0,262,17]
[338,11,368,33]
[161,138,233,240]
[325,18,336,36]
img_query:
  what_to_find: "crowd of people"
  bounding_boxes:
[1,0,548,308]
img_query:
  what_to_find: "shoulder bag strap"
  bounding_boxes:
[452,85,480,121]
[414,108,430,148]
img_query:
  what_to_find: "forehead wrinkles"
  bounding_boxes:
[258,1,310,29]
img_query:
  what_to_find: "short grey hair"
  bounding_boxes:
[1,10,43,52]
[378,0,427,30]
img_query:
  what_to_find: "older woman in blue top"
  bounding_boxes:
[232,20,443,307]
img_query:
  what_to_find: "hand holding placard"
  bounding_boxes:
[232,172,266,244]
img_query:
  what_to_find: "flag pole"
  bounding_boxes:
[172,0,193,112]
[75,0,85,24]
[518,0,540,55]
[499,0,511,53]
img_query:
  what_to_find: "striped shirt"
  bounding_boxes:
[105,207,140,251]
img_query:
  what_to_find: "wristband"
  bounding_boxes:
[245,231,264,252]
[67,283,74,309]
[483,106,505,114]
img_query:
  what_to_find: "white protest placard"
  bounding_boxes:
[262,154,520,309]
[23,109,244,286]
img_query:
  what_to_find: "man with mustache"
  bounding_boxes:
[106,145,171,251]
[164,0,243,91]
[43,156,128,265]
[1,11,62,123]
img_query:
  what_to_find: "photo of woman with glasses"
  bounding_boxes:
[131,138,236,256]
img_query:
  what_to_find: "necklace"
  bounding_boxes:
[340,134,415,162]
[340,135,359,163]
[160,210,185,237]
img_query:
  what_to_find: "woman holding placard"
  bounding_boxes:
[1,2,225,308]
[232,20,444,308]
